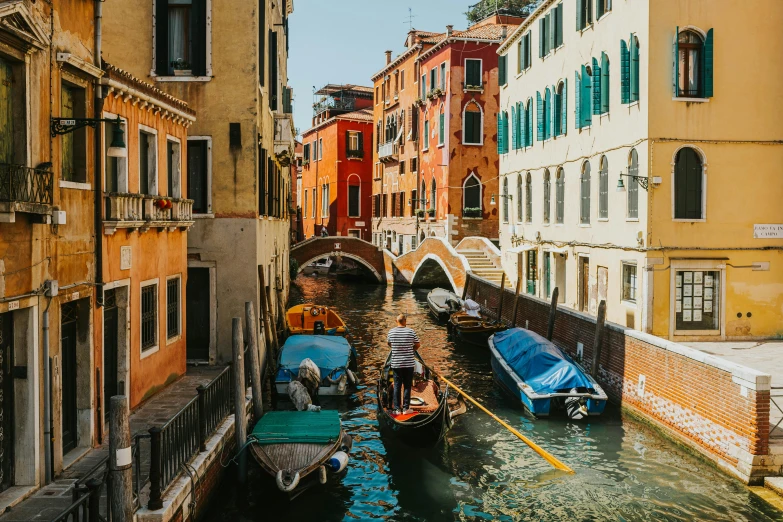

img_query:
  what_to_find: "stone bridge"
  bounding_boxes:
[291,236,508,295]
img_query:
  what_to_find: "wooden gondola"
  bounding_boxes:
[286,303,348,335]
[448,311,507,348]
[376,351,464,448]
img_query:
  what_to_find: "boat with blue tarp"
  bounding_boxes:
[275,335,358,396]
[488,328,608,420]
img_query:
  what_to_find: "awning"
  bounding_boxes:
[394,127,404,144]
[545,246,569,254]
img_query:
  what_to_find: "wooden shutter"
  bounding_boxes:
[576,0,584,31]
[630,34,639,102]
[621,39,630,104]
[592,58,601,115]
[510,105,516,150]
[581,64,592,127]
[155,0,169,75]
[499,55,507,86]
[561,79,567,135]
[597,0,604,20]
[547,12,555,54]
[358,132,364,152]
[192,0,207,76]
[574,71,581,129]
[550,87,557,138]
[496,114,502,153]
[269,30,278,109]
[673,27,679,97]
[601,52,610,113]
[544,88,551,139]
[345,131,350,154]
[539,19,544,58]
[703,28,714,97]
[259,0,265,85]
[517,102,523,149]
[0,57,14,164]
[536,92,544,141]
[556,4,563,46]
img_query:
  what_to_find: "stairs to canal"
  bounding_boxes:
[458,250,512,288]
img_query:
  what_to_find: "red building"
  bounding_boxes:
[301,85,374,239]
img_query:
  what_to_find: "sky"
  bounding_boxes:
[288,0,477,138]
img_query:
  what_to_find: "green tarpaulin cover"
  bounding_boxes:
[250,410,341,445]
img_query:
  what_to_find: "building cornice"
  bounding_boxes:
[417,36,504,63]
[371,44,422,82]
[498,0,556,54]
[302,114,373,137]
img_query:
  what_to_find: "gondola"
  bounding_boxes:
[448,311,507,347]
[426,288,462,323]
[286,303,348,335]
[376,351,464,448]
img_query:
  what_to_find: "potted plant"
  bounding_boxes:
[430,87,444,98]
[464,83,483,91]
[427,208,435,217]
[415,209,425,218]
[463,207,482,218]
[170,58,191,76]
[414,98,424,107]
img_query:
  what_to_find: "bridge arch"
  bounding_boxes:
[410,254,458,293]
[296,252,384,283]
[290,237,387,284]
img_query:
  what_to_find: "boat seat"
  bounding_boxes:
[410,380,439,413]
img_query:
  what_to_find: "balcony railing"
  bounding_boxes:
[346,149,364,159]
[104,193,194,234]
[378,141,399,161]
[0,163,54,218]
[313,96,356,116]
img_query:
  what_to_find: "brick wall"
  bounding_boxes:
[465,273,773,484]
[290,237,386,281]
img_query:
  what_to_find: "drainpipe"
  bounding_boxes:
[43,296,52,483]
[94,0,104,307]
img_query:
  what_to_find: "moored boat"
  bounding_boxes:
[302,257,332,275]
[488,328,608,419]
[376,351,464,448]
[426,288,462,323]
[286,303,348,335]
[249,410,352,497]
[448,311,507,347]
[275,335,357,397]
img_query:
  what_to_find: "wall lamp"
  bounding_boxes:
[51,116,127,157]
[616,171,661,192]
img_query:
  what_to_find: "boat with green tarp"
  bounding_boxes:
[249,410,352,497]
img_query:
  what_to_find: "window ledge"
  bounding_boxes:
[621,300,637,309]
[672,218,706,223]
[193,213,214,219]
[579,223,591,228]
[579,125,592,132]
[166,334,181,346]
[629,101,640,108]
[462,142,483,146]
[154,75,212,83]
[437,143,444,149]
[140,346,160,360]
[597,12,612,22]
[462,217,483,221]
[673,97,709,103]
[597,218,609,222]
[599,112,610,120]
[463,89,485,94]
[626,217,640,222]
[59,180,92,191]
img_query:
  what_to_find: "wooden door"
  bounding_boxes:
[580,258,590,312]
[0,56,14,165]
[0,312,14,492]
[186,268,210,361]
[103,290,119,420]
[61,303,78,455]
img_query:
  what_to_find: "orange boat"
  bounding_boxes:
[286,304,348,335]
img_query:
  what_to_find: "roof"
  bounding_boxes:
[498,0,552,54]
[417,22,520,63]
[101,62,195,118]
[314,84,374,96]
[301,108,373,137]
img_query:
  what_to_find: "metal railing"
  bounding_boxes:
[55,478,103,522]
[771,387,783,438]
[378,141,398,159]
[0,162,53,205]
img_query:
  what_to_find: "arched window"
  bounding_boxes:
[599,156,608,219]
[677,30,704,98]
[674,147,703,219]
[348,174,361,217]
[628,149,639,218]
[543,169,551,224]
[438,104,445,145]
[516,173,523,223]
[502,176,509,223]
[463,101,482,145]
[555,168,565,224]
[600,52,610,113]
[421,180,426,210]
[525,172,532,223]
[580,161,591,224]
[430,178,437,212]
[463,173,481,217]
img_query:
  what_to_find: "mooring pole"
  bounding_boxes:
[461,274,470,300]
[511,276,522,327]
[496,273,506,322]
[109,396,133,521]
[245,302,264,420]
[258,266,274,353]
[232,318,248,506]
[547,287,559,341]
[591,300,607,378]
[261,268,280,356]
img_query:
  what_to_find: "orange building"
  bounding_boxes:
[95,63,196,419]
[371,15,523,254]
[301,85,374,239]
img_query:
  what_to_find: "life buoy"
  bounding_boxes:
[275,469,301,492]
[346,369,357,385]
[310,307,320,316]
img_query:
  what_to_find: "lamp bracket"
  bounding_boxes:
[620,172,649,191]
[50,116,122,138]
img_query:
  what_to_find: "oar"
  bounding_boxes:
[432,370,575,474]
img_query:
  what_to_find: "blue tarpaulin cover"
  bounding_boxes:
[277,335,352,382]
[492,328,595,394]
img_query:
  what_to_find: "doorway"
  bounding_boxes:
[103,289,119,419]
[555,253,566,303]
[61,302,79,455]
[0,312,14,492]
[187,267,211,361]
[579,257,590,312]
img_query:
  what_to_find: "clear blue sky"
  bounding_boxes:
[288,0,476,138]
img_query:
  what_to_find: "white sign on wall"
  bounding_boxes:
[753,224,783,239]
[120,246,132,270]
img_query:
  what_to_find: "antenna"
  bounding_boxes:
[403,7,416,31]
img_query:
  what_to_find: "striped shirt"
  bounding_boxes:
[387,326,420,368]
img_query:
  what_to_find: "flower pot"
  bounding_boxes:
[173,69,192,77]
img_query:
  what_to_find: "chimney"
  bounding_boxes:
[501,25,508,39]
[446,25,454,36]
[385,50,392,65]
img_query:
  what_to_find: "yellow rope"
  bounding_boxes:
[434,371,575,474]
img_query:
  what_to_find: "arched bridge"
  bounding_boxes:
[291,237,387,283]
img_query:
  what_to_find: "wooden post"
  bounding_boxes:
[258,267,278,355]
[511,276,522,327]
[461,274,470,300]
[87,478,102,522]
[591,300,607,378]
[261,268,280,356]
[245,302,264,420]
[232,318,248,501]
[109,396,133,521]
[546,287,559,340]
[496,273,506,322]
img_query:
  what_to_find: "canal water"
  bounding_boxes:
[202,275,782,521]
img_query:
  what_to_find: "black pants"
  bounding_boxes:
[392,366,414,410]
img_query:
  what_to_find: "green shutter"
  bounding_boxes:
[497,114,502,154]
[545,88,552,139]
[581,64,592,126]
[703,28,714,97]
[673,26,679,97]
[536,91,544,141]
[439,112,444,144]
[539,19,545,58]
[521,102,527,147]
[601,52,610,113]
[510,105,516,150]
[505,112,510,153]
[575,71,582,129]
[592,57,601,115]
[556,4,564,46]
[499,55,507,86]
[597,0,604,19]
[576,0,584,31]
[561,79,567,135]
[621,39,630,104]
[547,12,554,54]
[630,34,639,102]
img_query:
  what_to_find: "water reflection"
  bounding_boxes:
[201,275,782,522]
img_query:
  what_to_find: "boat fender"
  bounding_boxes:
[336,373,348,395]
[318,465,327,484]
[565,393,589,420]
[346,369,357,385]
[275,469,301,493]
[327,451,349,473]
[298,358,321,405]
[288,380,314,412]
[307,404,321,412]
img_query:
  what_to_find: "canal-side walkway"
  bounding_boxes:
[0,365,226,522]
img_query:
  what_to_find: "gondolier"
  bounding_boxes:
[387,314,420,414]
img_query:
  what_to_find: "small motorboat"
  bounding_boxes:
[249,410,353,497]
[426,288,462,323]
[302,257,332,275]
[275,335,357,397]
[286,303,348,335]
[376,351,464,448]
[488,328,608,420]
[448,311,507,348]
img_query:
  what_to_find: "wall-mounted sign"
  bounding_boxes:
[120,246,132,270]
[355,221,365,227]
[754,224,783,239]
[7,301,19,311]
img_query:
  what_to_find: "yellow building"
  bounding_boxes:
[497,0,783,341]
[102,0,296,363]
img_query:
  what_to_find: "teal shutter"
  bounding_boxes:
[576,0,584,31]
[547,12,554,54]
[703,28,714,97]
[601,52,610,113]
[520,103,526,148]
[575,71,582,129]
[439,111,444,144]
[539,19,545,58]
[630,34,639,102]
[527,100,534,146]
[504,112,510,153]
[551,86,558,137]
[554,4,563,47]
[621,39,630,104]
[536,92,544,141]
[673,26,679,97]
[499,55,507,86]
[510,105,516,150]
[561,79,567,134]
[497,114,502,154]
[581,64,592,126]
[592,57,601,115]
[597,0,604,19]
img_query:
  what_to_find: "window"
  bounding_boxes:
[463,174,481,217]
[518,31,532,73]
[597,0,612,18]
[399,161,405,176]
[524,99,534,147]
[525,172,532,223]
[61,83,87,183]
[420,181,426,210]
[465,59,482,88]
[463,102,482,145]
[304,189,308,220]
[410,157,418,173]
[499,54,507,86]
[600,52,610,113]
[348,180,360,217]
[575,65,592,129]
[502,176,509,223]
[187,138,209,213]
[539,6,562,58]
[674,147,703,219]
[346,131,363,158]
[676,28,713,98]
[166,277,180,339]
[303,143,310,164]
[423,120,429,150]
[312,139,318,161]
[166,140,181,197]
[580,161,591,224]
[155,0,208,76]
[0,55,25,166]
[375,87,379,104]
[438,105,445,145]
[539,15,549,58]
[440,62,446,90]
[543,169,551,224]
[497,111,509,154]
[139,129,157,195]
[631,36,640,102]
[622,264,636,303]
[421,74,426,99]
[141,282,158,351]
[311,188,316,218]
[268,30,279,109]
[599,156,608,219]
[516,174,523,223]
[555,168,565,224]
[526,250,538,295]
[318,138,323,160]
[401,70,405,90]
[430,178,436,211]
[576,0,592,31]
[674,269,720,332]
[628,149,639,219]
[104,116,128,193]
[554,81,566,137]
